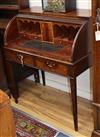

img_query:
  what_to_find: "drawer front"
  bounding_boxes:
[4,50,34,67]
[4,50,17,62]
[35,57,68,76]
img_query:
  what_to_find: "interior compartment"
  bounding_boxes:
[53,23,80,46]
[17,18,41,40]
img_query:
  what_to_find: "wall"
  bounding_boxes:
[29,0,92,100]
[29,0,91,9]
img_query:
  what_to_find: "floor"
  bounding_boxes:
[11,79,93,137]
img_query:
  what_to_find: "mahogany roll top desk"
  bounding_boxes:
[3,8,92,131]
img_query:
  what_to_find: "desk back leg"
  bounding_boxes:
[34,69,40,83]
[41,70,46,86]
[34,69,45,86]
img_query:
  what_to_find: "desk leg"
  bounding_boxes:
[70,77,78,131]
[5,61,19,103]
[41,70,45,86]
[34,69,40,83]
[34,70,45,86]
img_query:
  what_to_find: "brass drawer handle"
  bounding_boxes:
[34,36,38,39]
[46,61,56,68]
[17,54,24,67]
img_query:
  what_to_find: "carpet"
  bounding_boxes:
[13,108,72,137]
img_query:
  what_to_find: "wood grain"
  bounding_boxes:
[0,90,16,137]
[11,79,93,137]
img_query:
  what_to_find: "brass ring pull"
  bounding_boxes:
[17,54,24,67]
[46,61,56,68]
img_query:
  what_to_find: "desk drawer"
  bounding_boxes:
[35,57,68,76]
[4,50,34,67]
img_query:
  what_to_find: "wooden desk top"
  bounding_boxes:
[6,37,72,64]
[20,6,92,18]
